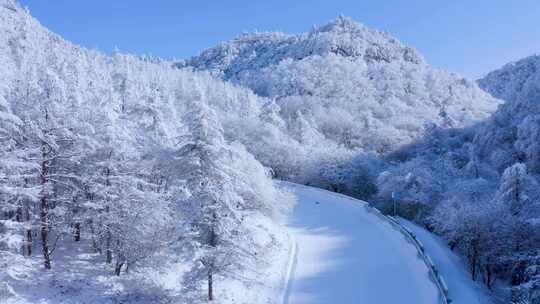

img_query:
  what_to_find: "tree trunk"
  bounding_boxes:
[25,228,32,256]
[24,202,32,256]
[208,271,213,301]
[16,207,24,255]
[40,144,51,270]
[40,198,51,270]
[105,229,112,264]
[89,221,101,254]
[114,261,124,276]
[16,207,22,222]
[486,265,493,289]
[470,244,478,281]
[73,222,81,242]
[105,167,112,263]
[208,216,216,301]
[511,260,526,286]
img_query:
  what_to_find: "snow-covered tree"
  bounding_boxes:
[496,163,536,216]
[0,90,37,257]
[175,94,291,300]
[7,66,89,269]
[175,97,245,300]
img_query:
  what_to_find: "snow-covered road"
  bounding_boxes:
[280,182,441,304]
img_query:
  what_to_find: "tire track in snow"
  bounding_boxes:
[282,238,298,304]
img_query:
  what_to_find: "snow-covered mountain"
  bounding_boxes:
[179,16,425,78]
[180,17,500,157]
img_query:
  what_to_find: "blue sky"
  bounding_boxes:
[19,0,540,79]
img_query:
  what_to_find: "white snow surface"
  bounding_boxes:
[399,218,494,304]
[279,182,441,304]
[0,213,291,304]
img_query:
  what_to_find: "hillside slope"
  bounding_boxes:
[180,17,500,162]
[476,55,540,172]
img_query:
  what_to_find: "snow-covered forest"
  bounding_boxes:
[0,0,539,303]
[375,55,540,302]
[0,2,293,302]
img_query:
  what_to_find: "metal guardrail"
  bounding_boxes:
[368,207,452,304]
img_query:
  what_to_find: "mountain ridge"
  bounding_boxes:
[177,16,425,79]
[179,16,500,180]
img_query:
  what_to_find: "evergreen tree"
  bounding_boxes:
[176,97,244,301]
[496,163,534,216]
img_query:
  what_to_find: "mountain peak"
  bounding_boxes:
[315,15,367,34]
[305,16,424,65]
[180,16,425,79]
